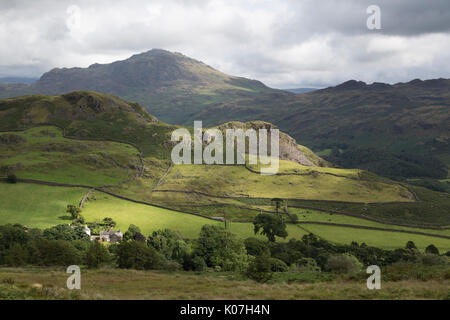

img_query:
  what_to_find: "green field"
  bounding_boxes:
[1,182,448,251]
[0,183,86,229]
[81,191,307,239]
[298,224,449,252]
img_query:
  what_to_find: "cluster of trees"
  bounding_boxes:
[0,221,448,283]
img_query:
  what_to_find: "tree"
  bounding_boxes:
[244,237,270,257]
[425,244,439,255]
[133,231,147,242]
[4,243,29,266]
[102,217,116,227]
[86,241,110,268]
[123,224,141,241]
[66,205,81,220]
[117,240,162,270]
[253,214,288,242]
[0,224,29,251]
[406,241,417,250]
[34,239,82,266]
[43,224,89,241]
[194,225,248,272]
[147,229,186,262]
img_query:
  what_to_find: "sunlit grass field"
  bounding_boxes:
[157,164,414,202]
[0,183,86,229]
[298,224,450,252]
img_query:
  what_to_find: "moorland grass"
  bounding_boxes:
[0,267,448,300]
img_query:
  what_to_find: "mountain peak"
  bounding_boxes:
[334,80,367,90]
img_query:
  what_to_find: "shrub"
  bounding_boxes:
[182,254,206,271]
[425,244,440,255]
[420,254,448,266]
[244,237,270,257]
[405,241,417,250]
[269,258,289,272]
[246,255,273,283]
[33,240,82,266]
[43,224,89,241]
[162,260,182,272]
[325,254,362,274]
[117,240,162,270]
[86,241,111,269]
[253,214,288,242]
[290,258,321,272]
[4,243,29,266]
[195,225,248,272]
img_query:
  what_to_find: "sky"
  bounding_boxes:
[1,0,450,88]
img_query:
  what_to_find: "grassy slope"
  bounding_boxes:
[157,164,413,202]
[0,268,449,300]
[0,126,140,186]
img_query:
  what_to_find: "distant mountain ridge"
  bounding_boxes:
[0,50,448,186]
[0,49,285,124]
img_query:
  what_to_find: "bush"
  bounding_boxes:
[195,225,248,272]
[182,254,206,271]
[325,254,362,274]
[4,243,29,266]
[425,244,440,255]
[269,258,289,272]
[246,255,273,283]
[244,237,269,257]
[162,260,182,272]
[290,258,321,272]
[117,240,162,270]
[405,241,417,250]
[419,254,448,266]
[86,241,111,268]
[43,224,89,241]
[33,240,82,266]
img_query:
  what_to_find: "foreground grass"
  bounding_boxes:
[0,267,448,300]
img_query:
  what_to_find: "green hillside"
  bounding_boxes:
[0,91,449,253]
[1,50,447,186]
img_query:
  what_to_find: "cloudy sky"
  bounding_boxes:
[1,0,450,88]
